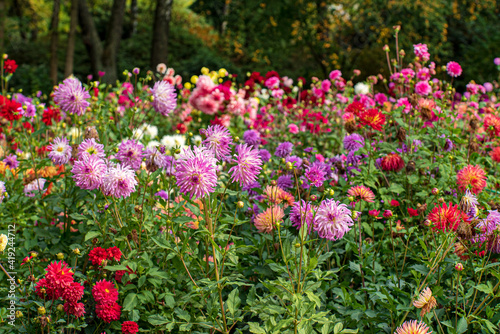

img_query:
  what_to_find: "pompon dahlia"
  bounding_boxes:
[484,114,500,137]
[175,146,217,199]
[95,302,121,323]
[92,280,119,304]
[490,147,500,162]
[107,246,122,261]
[122,321,140,334]
[446,61,462,77]
[343,133,365,152]
[116,139,144,171]
[413,287,437,317]
[201,124,234,160]
[78,138,105,160]
[347,185,375,203]
[151,80,177,116]
[380,153,405,172]
[48,137,72,165]
[102,164,138,198]
[254,205,285,233]
[359,108,386,131]
[53,77,91,116]
[63,282,85,303]
[71,155,107,190]
[63,301,85,318]
[315,199,354,241]
[89,247,109,266]
[290,200,316,231]
[457,164,487,194]
[395,320,432,334]
[427,202,468,232]
[229,144,262,186]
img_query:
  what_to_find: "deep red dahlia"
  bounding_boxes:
[407,208,419,217]
[63,282,85,303]
[89,247,109,266]
[107,246,122,262]
[490,147,500,163]
[427,202,468,232]
[42,106,61,126]
[95,302,122,323]
[345,101,365,116]
[92,280,119,304]
[122,321,140,334]
[3,59,18,74]
[115,270,126,283]
[0,96,22,121]
[380,153,405,172]
[35,278,60,300]
[63,301,85,317]
[457,164,487,194]
[45,261,74,292]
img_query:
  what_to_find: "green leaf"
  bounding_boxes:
[84,230,101,242]
[475,284,493,295]
[123,293,138,311]
[104,264,129,271]
[389,183,405,194]
[457,317,468,334]
[248,322,266,334]
[174,308,191,322]
[333,322,343,334]
[138,275,147,288]
[164,293,175,308]
[148,314,169,326]
[70,213,87,221]
[227,288,241,317]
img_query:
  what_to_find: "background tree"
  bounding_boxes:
[64,0,78,77]
[151,0,174,69]
[49,0,60,85]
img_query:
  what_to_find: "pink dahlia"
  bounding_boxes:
[62,282,85,303]
[446,61,462,77]
[254,205,285,233]
[151,81,177,116]
[415,80,432,96]
[228,144,262,186]
[95,302,121,323]
[315,199,353,241]
[122,321,140,334]
[457,164,487,194]
[201,124,233,160]
[63,301,85,318]
[71,155,107,190]
[78,138,105,160]
[48,137,72,165]
[53,77,91,116]
[45,261,74,294]
[347,185,375,203]
[116,139,144,171]
[175,146,218,199]
[102,164,138,198]
[395,320,432,334]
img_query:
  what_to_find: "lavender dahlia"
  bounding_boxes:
[53,77,91,116]
[277,174,293,190]
[175,146,218,199]
[343,133,365,152]
[3,154,19,169]
[116,140,144,170]
[275,142,293,158]
[315,199,353,240]
[102,164,138,198]
[48,137,72,165]
[243,130,261,147]
[151,81,177,116]
[229,144,262,186]
[71,156,107,190]
[290,200,316,231]
[78,138,105,160]
[304,162,327,187]
[201,125,234,160]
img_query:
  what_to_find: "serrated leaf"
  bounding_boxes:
[123,293,138,311]
[457,317,467,334]
[85,230,101,242]
[248,322,266,334]
[227,288,241,317]
[148,314,169,326]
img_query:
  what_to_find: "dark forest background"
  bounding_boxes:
[2,0,500,93]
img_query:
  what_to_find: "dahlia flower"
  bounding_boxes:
[304,162,327,187]
[63,282,85,303]
[484,114,500,137]
[45,261,74,296]
[259,149,271,162]
[102,164,138,198]
[175,146,218,199]
[201,124,233,160]
[53,77,91,116]
[107,246,122,261]
[413,287,437,317]
[359,108,386,131]
[413,43,430,62]
[78,138,105,160]
[24,178,47,197]
[380,153,405,172]
[229,144,262,186]
[457,164,487,194]
[343,133,365,152]
[459,189,478,215]
[48,137,72,165]
[3,154,18,169]
[427,202,467,232]
[395,320,432,334]
[474,210,500,247]
[64,301,85,318]
[151,80,177,116]
[290,200,316,230]
[277,174,293,190]
[243,129,261,146]
[95,302,121,323]
[89,247,110,266]
[71,155,107,190]
[275,142,294,158]
[446,61,462,77]
[122,321,140,334]
[415,81,432,96]
[490,147,500,162]
[254,205,285,233]
[116,139,144,171]
[92,280,119,304]
[347,185,375,203]
[315,199,354,241]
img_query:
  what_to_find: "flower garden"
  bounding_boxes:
[2,32,500,334]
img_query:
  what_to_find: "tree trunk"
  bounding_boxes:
[49,0,60,85]
[64,0,78,77]
[130,0,138,36]
[0,0,5,55]
[13,0,27,40]
[221,0,229,35]
[150,0,174,69]
[78,0,103,76]
[101,0,126,83]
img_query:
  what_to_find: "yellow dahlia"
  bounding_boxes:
[395,320,432,334]
[413,287,437,317]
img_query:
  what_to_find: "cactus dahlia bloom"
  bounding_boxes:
[457,164,487,194]
[48,137,72,165]
[359,108,386,131]
[71,155,107,190]
[413,287,437,317]
[254,205,285,233]
[347,185,375,203]
[490,147,500,163]
[53,77,91,116]
[78,138,105,160]
[201,125,234,160]
[263,185,294,207]
[427,202,467,232]
[315,199,353,241]
[290,200,316,231]
[395,320,433,334]
[102,164,138,198]
[174,146,217,199]
[380,153,405,172]
[151,80,177,116]
[228,144,262,186]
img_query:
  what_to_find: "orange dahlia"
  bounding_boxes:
[264,185,294,207]
[380,153,405,172]
[427,202,468,232]
[347,185,375,203]
[359,108,386,131]
[395,320,432,334]
[254,205,285,234]
[413,287,437,317]
[490,147,500,163]
[457,164,487,194]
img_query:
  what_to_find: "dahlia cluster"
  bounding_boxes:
[35,261,85,317]
[92,280,122,323]
[88,246,122,266]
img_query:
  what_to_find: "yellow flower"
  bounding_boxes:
[190,75,198,84]
[0,234,8,252]
[218,68,227,77]
[200,67,209,75]
[413,287,437,317]
[184,82,192,90]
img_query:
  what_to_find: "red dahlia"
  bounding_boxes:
[122,321,140,334]
[3,59,18,74]
[92,279,119,304]
[95,302,122,323]
[380,153,405,172]
[427,202,468,232]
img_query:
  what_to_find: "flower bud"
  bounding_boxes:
[431,188,439,195]
[57,253,64,260]
[236,201,244,209]
[73,248,80,255]
[38,306,46,315]
[310,195,317,201]
[57,304,64,312]
[455,263,464,271]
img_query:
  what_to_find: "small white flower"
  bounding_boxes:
[354,82,370,95]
